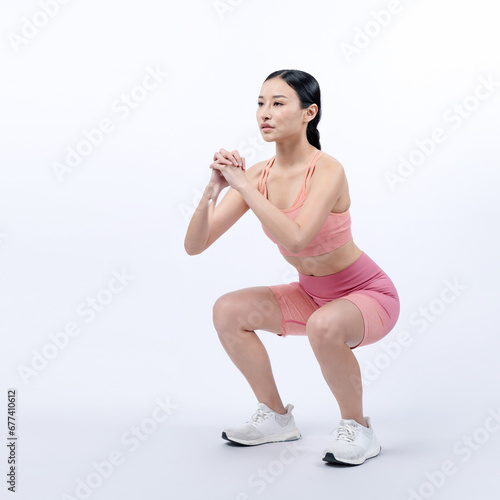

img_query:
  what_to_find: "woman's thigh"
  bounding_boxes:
[212,286,284,335]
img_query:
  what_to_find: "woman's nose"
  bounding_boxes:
[259,107,271,118]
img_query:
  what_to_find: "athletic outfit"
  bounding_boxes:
[222,149,399,465]
[257,149,400,348]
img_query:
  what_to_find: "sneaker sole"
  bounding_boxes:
[322,445,381,466]
[221,430,301,446]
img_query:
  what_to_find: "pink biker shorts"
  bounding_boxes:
[266,252,400,349]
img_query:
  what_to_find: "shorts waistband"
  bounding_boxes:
[298,252,388,299]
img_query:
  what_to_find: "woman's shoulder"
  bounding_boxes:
[245,158,269,176]
[244,158,271,190]
[315,151,346,174]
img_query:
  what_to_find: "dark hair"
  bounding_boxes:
[264,69,322,150]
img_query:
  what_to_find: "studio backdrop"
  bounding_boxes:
[1,1,499,499]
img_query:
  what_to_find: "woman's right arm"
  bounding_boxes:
[183,183,220,256]
[184,150,262,256]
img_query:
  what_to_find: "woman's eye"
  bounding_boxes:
[257,102,283,106]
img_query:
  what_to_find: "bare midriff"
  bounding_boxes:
[282,237,363,276]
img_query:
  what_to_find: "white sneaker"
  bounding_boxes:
[322,417,381,465]
[222,403,301,446]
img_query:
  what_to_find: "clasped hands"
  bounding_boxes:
[209,148,250,193]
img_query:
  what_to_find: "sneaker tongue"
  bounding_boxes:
[257,403,277,418]
[342,418,359,427]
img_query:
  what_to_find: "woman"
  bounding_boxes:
[184,69,400,466]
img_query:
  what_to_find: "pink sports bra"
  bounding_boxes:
[257,149,352,257]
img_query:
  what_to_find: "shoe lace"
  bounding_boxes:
[335,422,357,443]
[248,407,272,426]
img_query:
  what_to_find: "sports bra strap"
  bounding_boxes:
[259,149,324,197]
[301,150,324,192]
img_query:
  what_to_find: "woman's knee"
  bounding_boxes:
[212,287,283,335]
[306,310,347,348]
[212,293,237,332]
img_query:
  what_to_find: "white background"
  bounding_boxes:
[1,0,499,499]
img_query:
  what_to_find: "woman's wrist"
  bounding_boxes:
[204,183,218,201]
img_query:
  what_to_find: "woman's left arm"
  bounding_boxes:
[238,182,302,253]
[211,155,345,254]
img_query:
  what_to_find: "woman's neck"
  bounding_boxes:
[274,137,318,172]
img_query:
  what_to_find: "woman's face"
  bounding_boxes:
[257,77,311,142]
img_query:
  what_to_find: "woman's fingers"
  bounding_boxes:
[215,149,230,163]
[213,149,245,169]
[219,148,243,167]
[219,148,238,166]
[230,150,244,167]
[214,152,233,166]
[212,151,230,163]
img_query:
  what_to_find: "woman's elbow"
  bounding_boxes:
[184,241,202,256]
[288,234,304,255]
